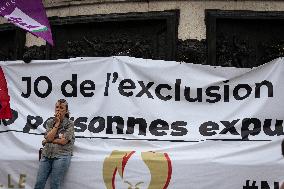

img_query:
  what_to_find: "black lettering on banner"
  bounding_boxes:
[171,121,188,136]
[263,119,284,136]
[255,80,273,98]
[88,117,105,133]
[23,115,43,133]
[149,119,169,136]
[261,181,271,189]
[61,74,77,97]
[175,79,181,101]
[241,118,261,140]
[155,84,172,101]
[243,180,279,189]
[1,109,18,126]
[21,77,32,98]
[21,76,52,98]
[106,116,124,134]
[126,117,147,136]
[205,86,221,103]
[118,79,136,97]
[274,182,280,189]
[199,121,219,136]
[80,80,95,97]
[74,117,88,132]
[104,73,111,96]
[223,80,230,102]
[184,87,202,102]
[233,84,252,100]
[3,112,284,142]
[43,117,53,129]
[34,76,52,98]
[104,72,118,96]
[220,119,240,135]
[21,74,275,103]
[136,81,154,99]
[243,180,258,189]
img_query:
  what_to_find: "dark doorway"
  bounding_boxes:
[206,10,284,68]
[46,10,179,61]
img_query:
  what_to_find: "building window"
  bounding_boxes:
[206,9,284,68]
[46,10,179,61]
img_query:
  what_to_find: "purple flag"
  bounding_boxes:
[0,0,53,45]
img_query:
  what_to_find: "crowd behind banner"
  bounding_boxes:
[0,56,283,189]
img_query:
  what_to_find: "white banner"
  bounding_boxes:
[0,56,283,189]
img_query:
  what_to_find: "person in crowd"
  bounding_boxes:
[34,99,75,189]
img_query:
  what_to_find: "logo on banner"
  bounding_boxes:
[4,7,48,33]
[103,150,172,189]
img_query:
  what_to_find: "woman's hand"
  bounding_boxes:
[45,112,61,142]
[54,112,61,127]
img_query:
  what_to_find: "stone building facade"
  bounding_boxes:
[1,0,284,67]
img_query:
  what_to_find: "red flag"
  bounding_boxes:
[0,67,12,119]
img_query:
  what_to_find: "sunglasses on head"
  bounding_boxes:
[58,99,66,103]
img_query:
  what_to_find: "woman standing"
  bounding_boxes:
[34,99,75,189]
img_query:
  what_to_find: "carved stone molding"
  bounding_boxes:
[44,0,150,8]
